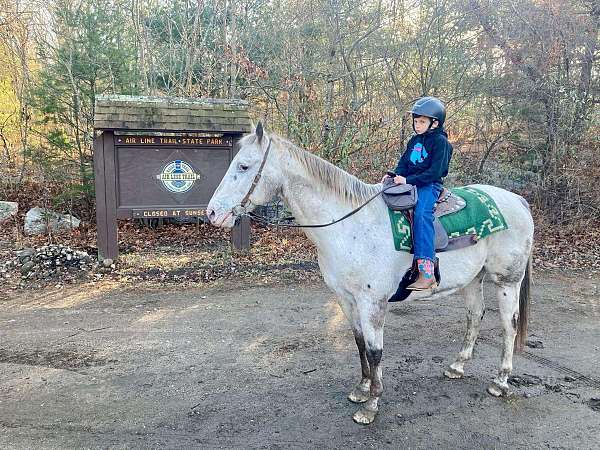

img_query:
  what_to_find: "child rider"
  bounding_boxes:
[382,96,453,290]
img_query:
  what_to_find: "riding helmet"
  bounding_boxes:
[409,96,446,126]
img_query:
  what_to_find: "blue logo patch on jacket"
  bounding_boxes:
[409,143,428,164]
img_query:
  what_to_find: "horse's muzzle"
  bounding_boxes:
[206,205,236,228]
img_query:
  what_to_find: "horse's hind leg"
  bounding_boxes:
[444,271,486,379]
[487,281,521,397]
[352,298,385,425]
[337,296,371,403]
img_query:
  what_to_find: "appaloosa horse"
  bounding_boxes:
[207,123,534,424]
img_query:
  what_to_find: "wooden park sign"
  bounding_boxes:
[93,95,252,261]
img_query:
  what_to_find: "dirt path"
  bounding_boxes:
[0,272,599,449]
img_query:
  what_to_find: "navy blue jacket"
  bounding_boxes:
[394,127,453,186]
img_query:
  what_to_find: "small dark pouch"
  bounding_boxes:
[382,179,418,211]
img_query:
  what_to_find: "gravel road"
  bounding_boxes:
[0,271,599,449]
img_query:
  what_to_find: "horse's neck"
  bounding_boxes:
[277,148,379,247]
[281,177,348,228]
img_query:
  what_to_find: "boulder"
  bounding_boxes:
[24,207,81,235]
[0,201,18,224]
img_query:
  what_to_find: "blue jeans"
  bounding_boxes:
[413,182,442,262]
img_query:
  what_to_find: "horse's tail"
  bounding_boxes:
[515,253,532,353]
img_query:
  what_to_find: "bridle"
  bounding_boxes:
[232,137,272,216]
[231,135,392,228]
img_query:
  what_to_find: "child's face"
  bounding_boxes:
[413,116,436,134]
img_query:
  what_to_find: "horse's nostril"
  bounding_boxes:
[207,208,216,221]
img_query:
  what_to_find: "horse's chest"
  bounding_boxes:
[317,248,380,292]
[309,221,395,294]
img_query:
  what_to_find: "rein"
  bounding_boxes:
[245,185,396,229]
[234,136,396,229]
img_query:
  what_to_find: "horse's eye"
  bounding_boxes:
[238,163,249,172]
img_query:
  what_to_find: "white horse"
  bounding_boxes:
[207,123,534,424]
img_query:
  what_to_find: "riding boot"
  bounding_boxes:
[407,258,437,291]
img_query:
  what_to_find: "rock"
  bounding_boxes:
[544,383,563,392]
[405,355,423,364]
[526,340,544,349]
[24,207,81,235]
[21,261,35,275]
[0,201,18,224]
[17,248,35,263]
[102,258,113,268]
[4,244,97,283]
[509,373,542,387]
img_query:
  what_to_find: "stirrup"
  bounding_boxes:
[406,280,438,291]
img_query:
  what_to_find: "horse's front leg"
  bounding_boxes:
[337,296,371,403]
[348,332,371,403]
[352,298,386,425]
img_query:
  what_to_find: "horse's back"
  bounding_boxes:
[466,184,534,279]
[463,184,532,227]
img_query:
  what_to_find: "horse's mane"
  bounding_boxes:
[272,135,379,207]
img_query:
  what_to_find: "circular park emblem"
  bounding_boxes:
[156,160,201,193]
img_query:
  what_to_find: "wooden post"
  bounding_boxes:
[102,131,119,261]
[93,131,109,261]
[94,131,119,261]
[232,216,251,250]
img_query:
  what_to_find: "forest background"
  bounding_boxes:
[0,0,598,279]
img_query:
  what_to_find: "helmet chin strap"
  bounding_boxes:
[412,117,437,133]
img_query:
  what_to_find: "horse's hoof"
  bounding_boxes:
[487,382,510,397]
[352,407,377,425]
[348,387,370,404]
[444,367,464,379]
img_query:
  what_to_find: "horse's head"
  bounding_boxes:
[207,122,280,228]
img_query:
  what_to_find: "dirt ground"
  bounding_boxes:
[0,271,599,449]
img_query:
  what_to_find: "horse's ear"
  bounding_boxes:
[255,121,264,143]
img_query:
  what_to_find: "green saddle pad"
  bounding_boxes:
[387,186,509,252]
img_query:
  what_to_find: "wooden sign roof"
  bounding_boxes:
[94,95,252,133]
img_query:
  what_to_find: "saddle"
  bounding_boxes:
[433,188,474,252]
[382,181,473,252]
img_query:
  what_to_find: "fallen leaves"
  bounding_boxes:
[533,215,600,276]
[1,210,599,296]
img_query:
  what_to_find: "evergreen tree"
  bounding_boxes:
[32,0,139,204]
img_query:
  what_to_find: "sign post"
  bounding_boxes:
[93,95,252,261]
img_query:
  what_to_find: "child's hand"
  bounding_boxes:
[382,171,398,183]
[393,175,407,185]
